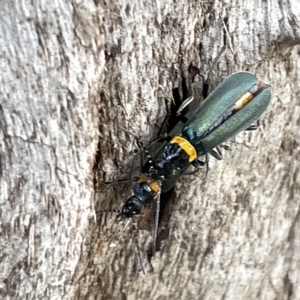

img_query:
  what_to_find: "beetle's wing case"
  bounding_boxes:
[183,72,257,136]
[197,87,271,154]
[182,72,271,155]
[143,72,271,191]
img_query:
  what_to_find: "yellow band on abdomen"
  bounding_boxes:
[235,92,254,110]
[138,175,160,194]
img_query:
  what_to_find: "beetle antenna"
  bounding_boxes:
[121,127,156,171]
[200,44,226,99]
[132,218,145,275]
[96,209,121,214]
[152,183,162,256]
[202,17,227,98]
[205,45,226,85]
[221,16,234,55]
[136,140,156,172]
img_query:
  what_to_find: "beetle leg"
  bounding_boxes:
[220,144,230,151]
[202,45,226,98]
[176,96,194,116]
[103,178,135,185]
[246,124,258,131]
[182,159,205,176]
[209,148,223,160]
[96,208,122,215]
[191,159,205,168]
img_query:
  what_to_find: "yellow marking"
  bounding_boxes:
[235,92,254,110]
[137,175,160,194]
[137,174,151,183]
[170,136,197,162]
[149,181,160,194]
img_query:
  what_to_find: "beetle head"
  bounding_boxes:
[116,196,143,221]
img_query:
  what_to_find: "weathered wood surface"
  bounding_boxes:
[1,0,300,299]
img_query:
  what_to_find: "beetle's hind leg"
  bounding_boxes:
[182,156,206,176]
[246,124,258,131]
[191,159,205,168]
[185,154,209,176]
[209,147,223,160]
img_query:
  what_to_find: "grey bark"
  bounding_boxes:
[0,0,299,299]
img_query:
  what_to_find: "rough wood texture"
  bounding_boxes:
[1,0,299,299]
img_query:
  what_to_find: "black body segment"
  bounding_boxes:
[117,175,160,220]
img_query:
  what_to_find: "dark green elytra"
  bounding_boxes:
[151,72,271,191]
[182,72,271,155]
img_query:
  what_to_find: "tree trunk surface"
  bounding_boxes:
[1,0,300,299]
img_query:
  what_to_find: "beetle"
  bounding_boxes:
[141,72,271,192]
[102,71,271,258]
